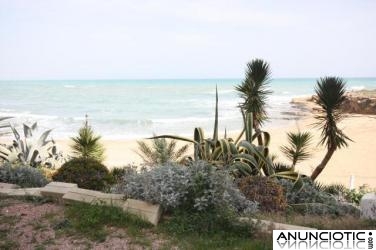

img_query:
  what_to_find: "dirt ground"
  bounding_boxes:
[0,196,169,250]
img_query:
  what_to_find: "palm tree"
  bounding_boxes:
[280,131,313,170]
[71,115,105,162]
[137,137,189,165]
[235,59,272,145]
[311,77,351,180]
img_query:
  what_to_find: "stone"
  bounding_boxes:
[239,217,316,232]
[98,193,125,207]
[0,182,20,189]
[360,192,376,220]
[62,188,103,204]
[0,188,41,197]
[122,199,162,226]
[40,182,78,200]
[62,188,124,207]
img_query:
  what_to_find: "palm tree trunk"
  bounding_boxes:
[311,146,336,181]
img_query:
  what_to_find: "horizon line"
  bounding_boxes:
[1,76,376,81]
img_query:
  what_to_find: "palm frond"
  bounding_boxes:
[137,137,189,165]
[280,131,313,166]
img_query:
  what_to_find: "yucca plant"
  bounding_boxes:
[70,116,105,162]
[280,131,313,170]
[0,122,63,168]
[311,77,351,180]
[235,59,272,145]
[137,137,189,165]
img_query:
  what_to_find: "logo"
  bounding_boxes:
[273,230,376,250]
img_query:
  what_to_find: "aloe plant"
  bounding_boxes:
[0,122,64,168]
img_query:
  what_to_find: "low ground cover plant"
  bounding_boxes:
[0,162,49,187]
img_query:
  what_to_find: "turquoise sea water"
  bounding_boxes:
[1,78,375,139]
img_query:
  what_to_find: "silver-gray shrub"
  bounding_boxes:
[278,178,359,216]
[113,161,258,214]
[0,162,49,187]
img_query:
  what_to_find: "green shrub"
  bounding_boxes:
[109,165,136,183]
[343,185,375,205]
[52,158,112,191]
[0,163,49,187]
[315,183,375,205]
[238,176,287,212]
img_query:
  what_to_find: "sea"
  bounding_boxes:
[0,78,375,140]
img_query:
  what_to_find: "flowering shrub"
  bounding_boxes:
[113,161,258,214]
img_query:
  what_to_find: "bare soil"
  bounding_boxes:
[0,196,169,250]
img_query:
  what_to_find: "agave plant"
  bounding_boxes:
[151,87,302,188]
[0,122,64,168]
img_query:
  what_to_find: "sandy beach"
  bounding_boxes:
[56,107,376,189]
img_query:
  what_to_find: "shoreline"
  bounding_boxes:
[2,91,376,188]
[55,111,376,188]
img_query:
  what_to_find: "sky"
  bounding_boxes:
[0,0,375,80]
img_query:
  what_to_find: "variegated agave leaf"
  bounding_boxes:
[1,122,64,168]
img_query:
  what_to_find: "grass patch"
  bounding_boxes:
[158,208,272,250]
[256,212,376,230]
[63,202,152,242]
[19,195,53,204]
[0,214,19,250]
